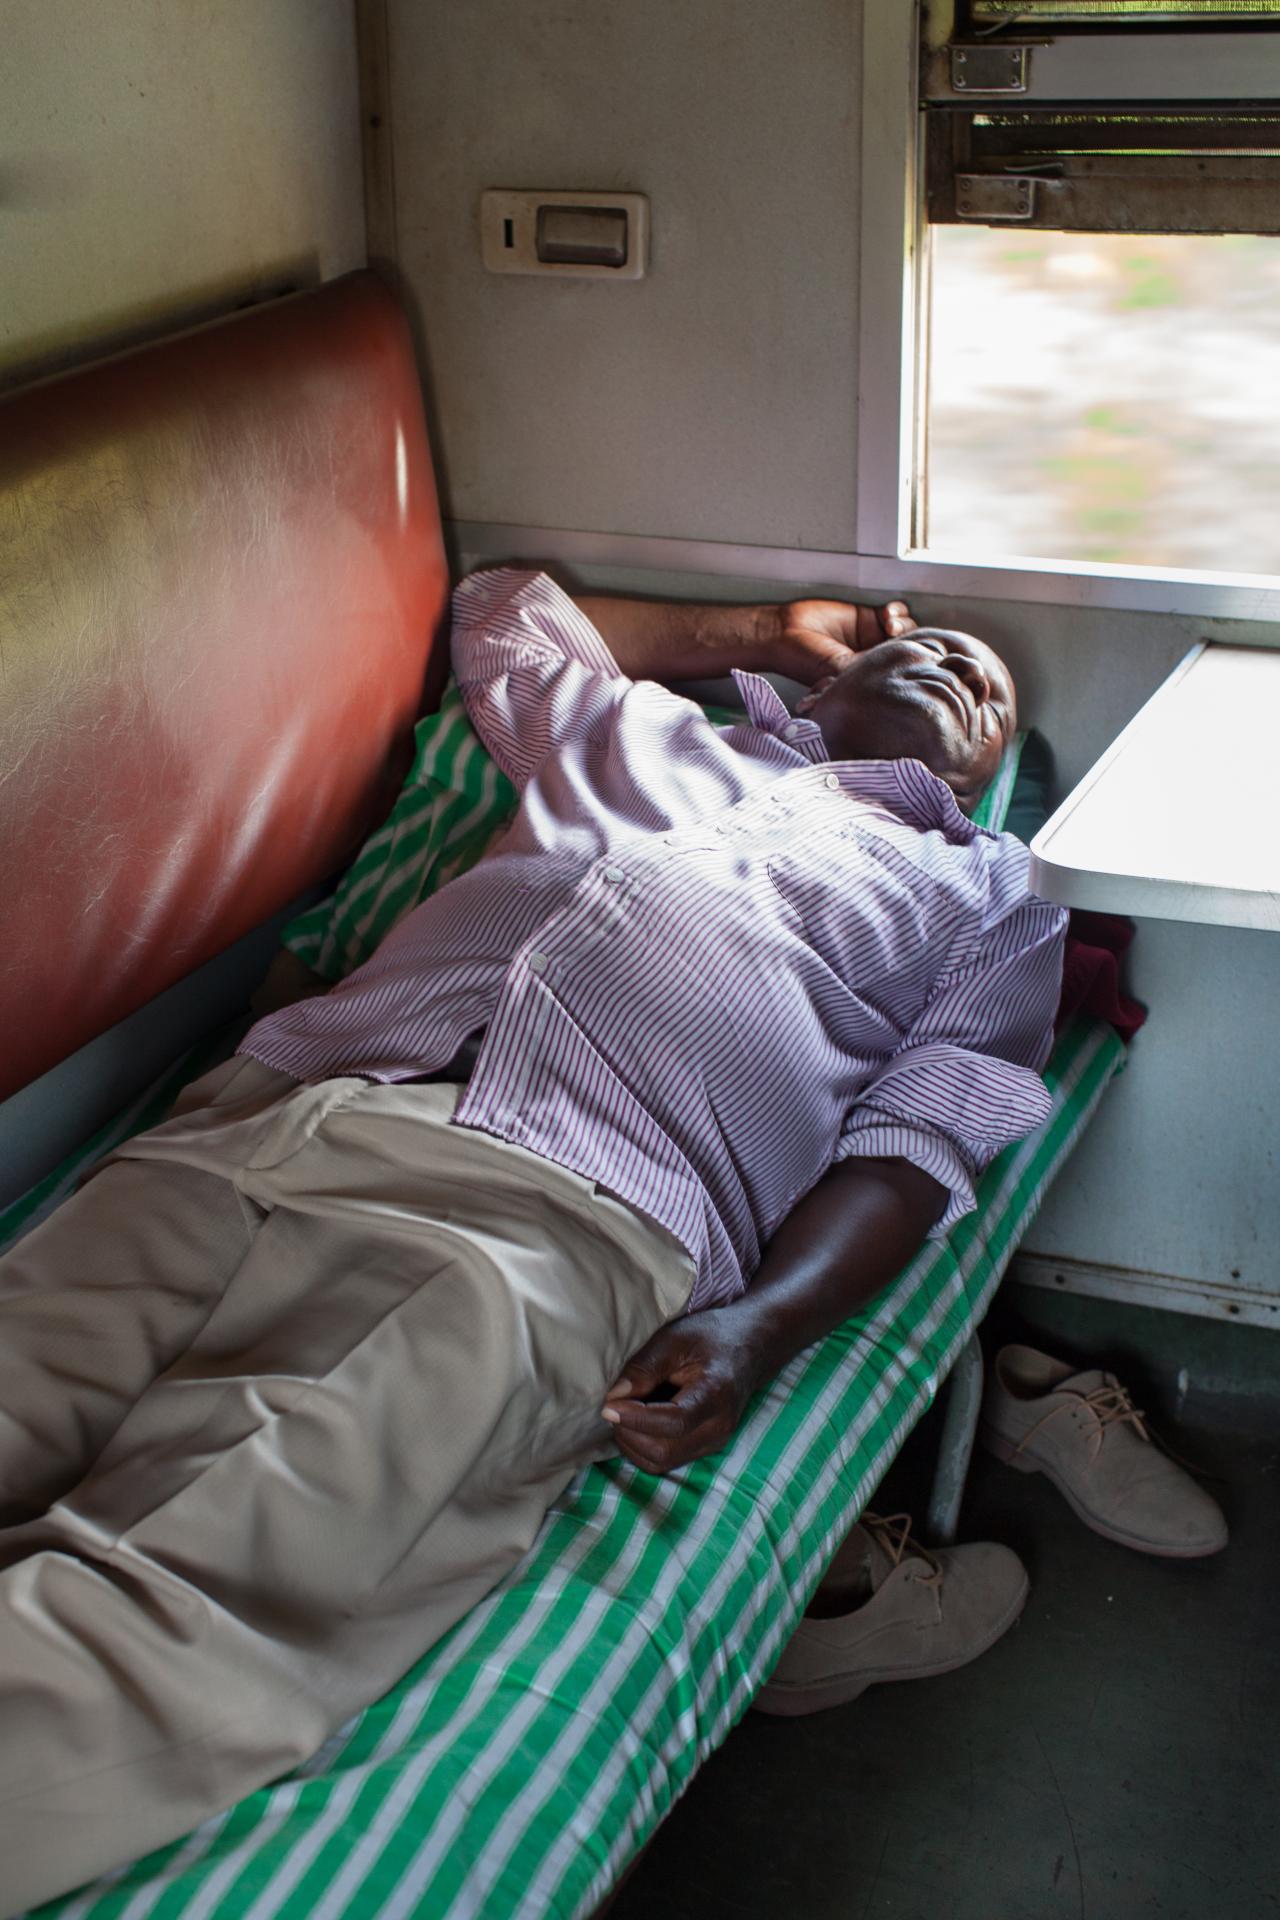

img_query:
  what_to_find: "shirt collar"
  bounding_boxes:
[731,669,829,761]
[838,757,983,844]
[730,668,982,845]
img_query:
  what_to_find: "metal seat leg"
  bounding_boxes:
[925,1332,984,1546]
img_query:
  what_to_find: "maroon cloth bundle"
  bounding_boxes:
[1057,911,1146,1043]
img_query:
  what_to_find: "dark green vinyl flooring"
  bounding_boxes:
[609,1305,1280,1920]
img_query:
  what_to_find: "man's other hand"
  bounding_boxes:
[600,1308,766,1475]
[772,598,915,687]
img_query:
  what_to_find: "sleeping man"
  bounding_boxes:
[0,570,1066,1913]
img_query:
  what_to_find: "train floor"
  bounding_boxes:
[609,1291,1280,1920]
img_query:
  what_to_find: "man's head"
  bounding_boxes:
[794,627,1017,814]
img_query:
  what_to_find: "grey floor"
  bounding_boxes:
[609,1294,1280,1920]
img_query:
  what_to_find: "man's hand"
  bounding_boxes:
[600,1306,767,1476]
[770,598,916,688]
[601,1156,947,1476]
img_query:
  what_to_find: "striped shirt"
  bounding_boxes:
[242,569,1067,1309]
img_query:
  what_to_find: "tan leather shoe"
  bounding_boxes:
[753,1512,1029,1718]
[981,1344,1228,1559]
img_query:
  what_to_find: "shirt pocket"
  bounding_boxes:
[766,831,951,1026]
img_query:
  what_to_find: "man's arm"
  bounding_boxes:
[453,568,915,792]
[604,858,1067,1475]
[602,1157,946,1476]
[572,593,915,686]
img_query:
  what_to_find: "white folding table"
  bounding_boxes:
[1029,642,1280,932]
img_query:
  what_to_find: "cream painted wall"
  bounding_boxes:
[384,0,863,549]
[0,0,364,388]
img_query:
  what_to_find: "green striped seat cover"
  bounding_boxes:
[6,697,1122,1920]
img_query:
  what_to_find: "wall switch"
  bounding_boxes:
[536,204,628,267]
[481,190,648,279]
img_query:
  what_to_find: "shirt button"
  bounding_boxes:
[782,719,806,740]
[824,773,840,790]
[603,865,625,883]
[528,952,548,975]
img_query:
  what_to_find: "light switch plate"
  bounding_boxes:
[480,189,649,279]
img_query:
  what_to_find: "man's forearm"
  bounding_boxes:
[602,1156,948,1475]
[572,590,916,691]
[571,593,782,682]
[723,1156,949,1383]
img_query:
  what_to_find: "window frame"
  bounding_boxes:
[854,0,1280,624]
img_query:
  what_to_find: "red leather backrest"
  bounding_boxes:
[0,272,449,1099]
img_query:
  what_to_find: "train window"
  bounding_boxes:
[922,113,1280,569]
[921,9,1280,573]
[855,4,1280,602]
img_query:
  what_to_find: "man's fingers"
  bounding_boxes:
[881,598,915,638]
[605,1315,709,1402]
[604,1337,674,1403]
[602,1360,724,1437]
[602,1396,696,1437]
[609,1414,718,1476]
[603,1350,674,1403]
[853,604,884,651]
[614,1434,678,1475]
[600,1310,746,1473]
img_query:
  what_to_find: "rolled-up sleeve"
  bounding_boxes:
[834,851,1068,1235]
[451,568,627,790]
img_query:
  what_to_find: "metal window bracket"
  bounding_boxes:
[950,44,1030,92]
[955,172,1039,220]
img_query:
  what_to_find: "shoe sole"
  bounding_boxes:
[980,1423,1227,1559]
[751,1566,1030,1719]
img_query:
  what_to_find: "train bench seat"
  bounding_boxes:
[0,274,1125,1920]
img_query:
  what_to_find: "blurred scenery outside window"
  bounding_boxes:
[924,227,1280,573]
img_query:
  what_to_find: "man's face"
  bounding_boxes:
[795,627,1017,813]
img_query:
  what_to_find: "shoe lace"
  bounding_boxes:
[1015,1378,1150,1462]
[863,1510,942,1588]
[1014,1381,1218,1481]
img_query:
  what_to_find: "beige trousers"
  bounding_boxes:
[0,1059,694,1918]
